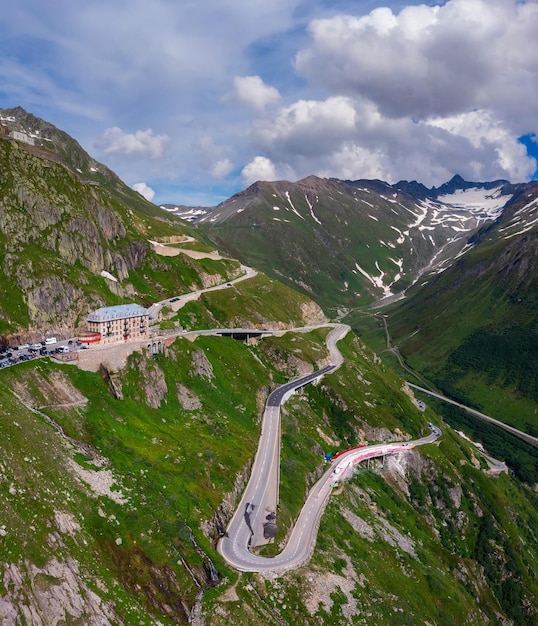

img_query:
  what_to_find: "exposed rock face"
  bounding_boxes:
[268,351,314,378]
[112,241,148,281]
[177,383,202,410]
[201,460,252,543]
[0,136,151,335]
[191,350,214,380]
[304,558,359,619]
[11,369,88,408]
[142,359,168,409]
[300,300,327,325]
[449,483,463,509]
[356,422,406,443]
[0,558,121,625]
[124,352,168,408]
[26,277,86,328]
[198,271,226,288]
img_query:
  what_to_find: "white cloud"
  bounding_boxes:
[241,156,278,186]
[100,127,169,159]
[253,96,358,156]
[295,0,538,127]
[426,110,536,182]
[322,143,388,182]
[245,94,536,187]
[1,0,537,204]
[211,158,234,179]
[225,75,281,111]
[193,136,234,179]
[132,182,156,202]
[234,0,538,188]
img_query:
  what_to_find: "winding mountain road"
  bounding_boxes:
[217,324,441,574]
[143,256,442,574]
[408,383,538,447]
[147,264,257,321]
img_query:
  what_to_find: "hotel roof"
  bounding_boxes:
[87,303,148,323]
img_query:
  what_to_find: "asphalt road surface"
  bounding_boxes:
[217,325,442,574]
[147,265,257,320]
[407,383,538,447]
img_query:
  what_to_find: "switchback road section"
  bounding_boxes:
[217,324,441,574]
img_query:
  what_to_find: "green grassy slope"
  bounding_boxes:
[201,177,435,314]
[1,107,536,625]
[1,324,536,624]
[365,226,538,433]
[164,273,326,331]
[0,136,241,336]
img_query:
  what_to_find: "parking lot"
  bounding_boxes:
[0,339,87,370]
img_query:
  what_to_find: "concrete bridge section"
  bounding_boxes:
[213,328,273,342]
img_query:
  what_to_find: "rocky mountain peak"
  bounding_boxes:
[432,174,511,198]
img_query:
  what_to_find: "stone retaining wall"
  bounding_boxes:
[76,335,177,372]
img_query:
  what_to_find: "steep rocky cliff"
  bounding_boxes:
[0,124,238,339]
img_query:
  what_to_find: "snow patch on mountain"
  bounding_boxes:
[437,186,511,220]
[161,206,210,222]
[100,270,118,283]
[355,262,393,298]
[380,194,397,204]
[390,226,405,245]
[498,196,538,239]
[305,195,322,225]
[286,191,304,220]
[502,219,538,238]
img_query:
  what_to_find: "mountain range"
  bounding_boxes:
[0,107,249,340]
[0,107,537,625]
[189,174,534,314]
[170,171,538,447]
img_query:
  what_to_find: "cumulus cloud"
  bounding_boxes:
[295,0,538,127]
[235,0,538,188]
[132,182,156,202]
[253,96,359,156]
[426,111,536,182]
[225,75,281,111]
[211,158,234,179]
[193,136,234,179]
[245,93,536,187]
[3,0,537,202]
[100,127,169,159]
[241,156,278,186]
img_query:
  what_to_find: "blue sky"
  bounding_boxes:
[1,0,537,206]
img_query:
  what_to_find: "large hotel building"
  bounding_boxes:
[86,304,149,345]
